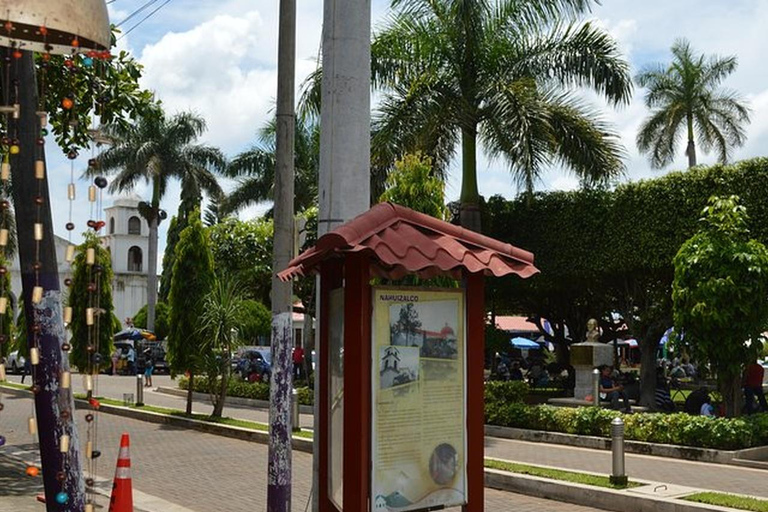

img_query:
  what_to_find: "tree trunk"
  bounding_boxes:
[720,372,742,418]
[268,0,296,510]
[146,196,160,332]
[686,115,697,168]
[212,364,228,418]
[638,324,665,407]
[186,372,194,415]
[12,51,85,511]
[459,127,481,232]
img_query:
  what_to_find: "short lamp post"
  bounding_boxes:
[136,374,144,407]
[592,368,600,407]
[610,417,628,486]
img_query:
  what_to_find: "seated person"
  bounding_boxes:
[654,368,676,412]
[700,394,715,417]
[599,365,631,412]
[509,361,524,381]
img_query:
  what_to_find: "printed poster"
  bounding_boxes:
[371,287,466,511]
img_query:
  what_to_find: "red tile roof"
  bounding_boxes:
[495,316,539,333]
[278,203,538,281]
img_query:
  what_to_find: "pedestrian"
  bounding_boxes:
[127,346,136,376]
[598,364,631,413]
[111,349,120,375]
[292,345,305,380]
[20,356,31,384]
[700,394,716,417]
[143,349,155,388]
[744,359,767,414]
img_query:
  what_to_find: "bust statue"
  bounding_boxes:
[585,318,600,343]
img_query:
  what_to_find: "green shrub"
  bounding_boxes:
[486,401,768,450]
[178,376,312,404]
[484,381,529,405]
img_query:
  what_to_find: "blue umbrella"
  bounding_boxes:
[510,337,540,349]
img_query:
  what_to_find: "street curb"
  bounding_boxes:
[484,468,738,512]
[485,425,760,465]
[155,386,315,415]
[70,399,314,454]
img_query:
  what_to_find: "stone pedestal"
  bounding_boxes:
[571,342,613,400]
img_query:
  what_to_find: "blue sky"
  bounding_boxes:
[47,0,768,263]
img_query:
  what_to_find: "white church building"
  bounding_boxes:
[9,194,150,328]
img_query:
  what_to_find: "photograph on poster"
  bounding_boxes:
[379,346,420,390]
[389,300,459,360]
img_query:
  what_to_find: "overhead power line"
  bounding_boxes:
[115,0,160,28]
[117,0,174,42]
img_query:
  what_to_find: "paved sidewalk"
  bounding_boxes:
[7,374,768,500]
[0,391,604,512]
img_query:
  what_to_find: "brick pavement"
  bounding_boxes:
[0,390,605,512]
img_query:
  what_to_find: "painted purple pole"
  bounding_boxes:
[267,0,295,510]
[13,51,85,511]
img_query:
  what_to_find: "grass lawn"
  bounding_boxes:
[0,381,29,391]
[683,492,768,512]
[484,458,640,489]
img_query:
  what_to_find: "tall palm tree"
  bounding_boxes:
[92,108,225,332]
[636,39,751,169]
[223,117,319,216]
[301,0,632,230]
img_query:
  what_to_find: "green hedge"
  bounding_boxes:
[485,401,768,450]
[178,376,313,406]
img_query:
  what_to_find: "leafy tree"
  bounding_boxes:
[0,255,12,361]
[223,117,319,216]
[199,277,247,417]
[672,196,768,417]
[66,233,115,371]
[636,39,750,169]
[131,302,171,341]
[168,209,215,415]
[379,153,446,218]
[302,0,631,230]
[208,217,274,306]
[238,299,272,344]
[397,304,422,346]
[32,30,154,153]
[159,187,205,302]
[93,108,225,332]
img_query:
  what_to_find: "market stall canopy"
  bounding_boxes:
[114,328,156,342]
[510,337,540,349]
[279,203,539,281]
[0,0,111,54]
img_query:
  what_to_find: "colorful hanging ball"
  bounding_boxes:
[25,466,39,477]
[61,343,71,351]
[64,278,73,287]
[55,471,66,482]
[94,176,108,189]
[9,145,19,155]
[82,57,93,68]
[36,138,45,146]
[55,492,68,504]
[0,435,5,447]
[34,196,43,206]
[0,334,6,344]
[91,450,101,459]
[92,354,103,365]
[32,261,42,271]
[61,98,74,110]
[88,158,98,169]
[12,50,21,59]
[41,53,51,62]
[41,128,48,137]
[85,414,94,423]
[32,324,41,334]
[87,283,97,293]
[30,385,41,394]
[60,410,71,420]
[85,477,95,487]
[67,149,78,160]
[1,137,8,146]
[71,38,80,48]
[65,222,75,231]
[86,220,96,228]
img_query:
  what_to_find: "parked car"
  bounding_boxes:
[233,348,271,383]
[7,350,25,374]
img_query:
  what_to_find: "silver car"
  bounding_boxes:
[7,350,26,374]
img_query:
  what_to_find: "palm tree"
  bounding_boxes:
[301,0,632,230]
[636,39,751,169]
[93,108,225,332]
[223,117,319,216]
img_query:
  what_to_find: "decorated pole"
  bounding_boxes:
[12,50,85,511]
[267,0,296,510]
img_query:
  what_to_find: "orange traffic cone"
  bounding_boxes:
[108,433,134,512]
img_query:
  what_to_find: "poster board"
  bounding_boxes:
[328,288,345,509]
[371,287,466,511]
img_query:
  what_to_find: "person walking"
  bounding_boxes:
[292,345,305,380]
[127,346,136,376]
[143,348,155,388]
[744,360,767,414]
[20,356,31,384]
[111,349,120,375]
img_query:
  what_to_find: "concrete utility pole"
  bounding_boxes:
[268,0,296,510]
[313,0,372,509]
